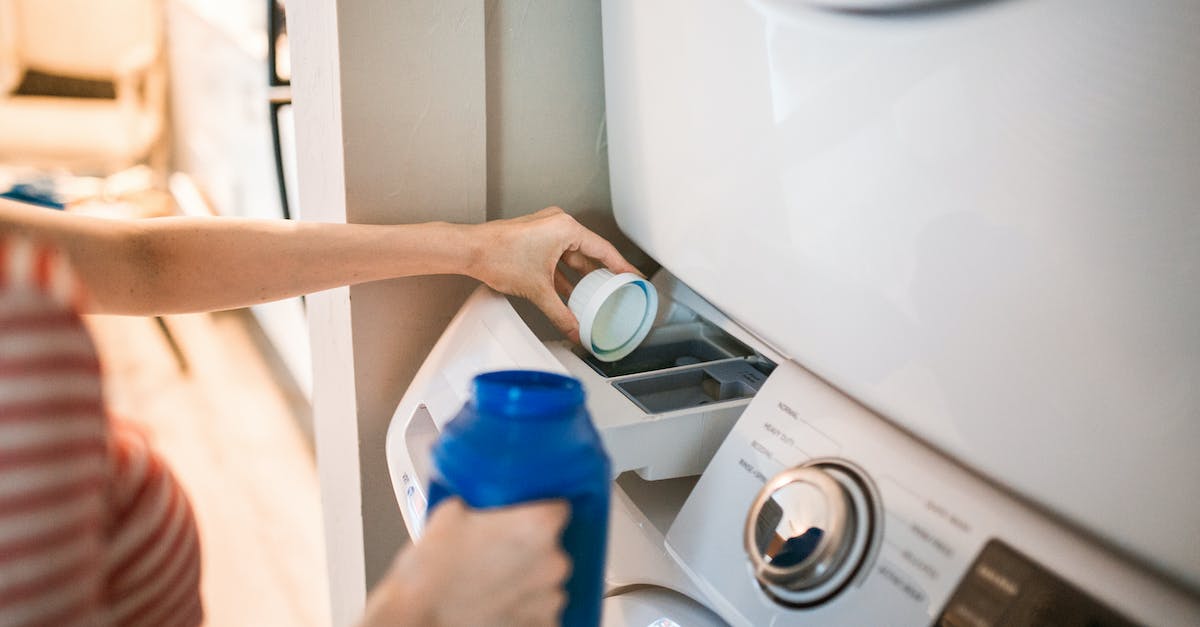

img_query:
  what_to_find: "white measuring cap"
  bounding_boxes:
[568,269,658,362]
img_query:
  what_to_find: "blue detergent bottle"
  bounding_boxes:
[426,370,611,627]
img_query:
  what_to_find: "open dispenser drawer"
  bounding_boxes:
[542,272,778,480]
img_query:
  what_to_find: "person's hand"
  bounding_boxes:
[360,498,572,627]
[467,206,640,343]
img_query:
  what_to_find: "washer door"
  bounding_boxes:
[602,587,725,627]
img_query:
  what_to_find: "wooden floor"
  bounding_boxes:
[84,311,330,626]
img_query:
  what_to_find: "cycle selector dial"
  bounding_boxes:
[744,460,878,607]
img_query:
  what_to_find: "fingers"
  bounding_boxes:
[541,207,638,277]
[438,497,570,538]
[516,586,569,627]
[530,288,580,344]
[561,249,600,278]
[553,268,573,301]
[393,497,574,627]
[485,207,640,345]
[495,502,572,626]
[480,500,571,575]
[424,496,467,532]
[573,224,640,276]
[498,499,571,535]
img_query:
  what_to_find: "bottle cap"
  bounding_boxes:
[473,370,584,419]
[568,269,657,362]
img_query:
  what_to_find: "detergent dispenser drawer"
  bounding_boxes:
[578,320,756,377]
[615,359,769,414]
[545,275,778,480]
[576,317,774,415]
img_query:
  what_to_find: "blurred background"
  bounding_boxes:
[0,0,327,624]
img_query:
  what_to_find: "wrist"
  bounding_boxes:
[387,221,482,280]
[362,553,434,627]
[455,222,487,282]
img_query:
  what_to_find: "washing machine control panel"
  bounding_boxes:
[664,362,1185,626]
[937,540,1136,626]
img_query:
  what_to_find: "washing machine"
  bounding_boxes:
[387,0,1200,624]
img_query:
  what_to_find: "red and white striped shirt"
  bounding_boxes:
[0,236,202,627]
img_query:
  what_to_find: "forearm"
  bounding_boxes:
[1,200,483,315]
[2,201,636,339]
[108,216,484,314]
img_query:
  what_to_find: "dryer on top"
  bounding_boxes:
[601,0,1200,592]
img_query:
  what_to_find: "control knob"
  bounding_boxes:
[744,460,877,607]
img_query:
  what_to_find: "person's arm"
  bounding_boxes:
[0,201,637,341]
[359,498,571,627]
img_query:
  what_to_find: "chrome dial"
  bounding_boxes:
[744,460,877,606]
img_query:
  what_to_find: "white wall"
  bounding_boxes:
[482,0,651,336]
[290,0,638,622]
[484,0,647,264]
[291,1,486,623]
[286,1,361,625]
[339,0,489,599]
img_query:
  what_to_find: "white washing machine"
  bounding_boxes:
[387,0,1200,624]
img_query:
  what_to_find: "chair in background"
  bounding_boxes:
[0,1,18,97]
[0,0,166,175]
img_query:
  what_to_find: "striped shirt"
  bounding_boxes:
[0,236,202,626]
